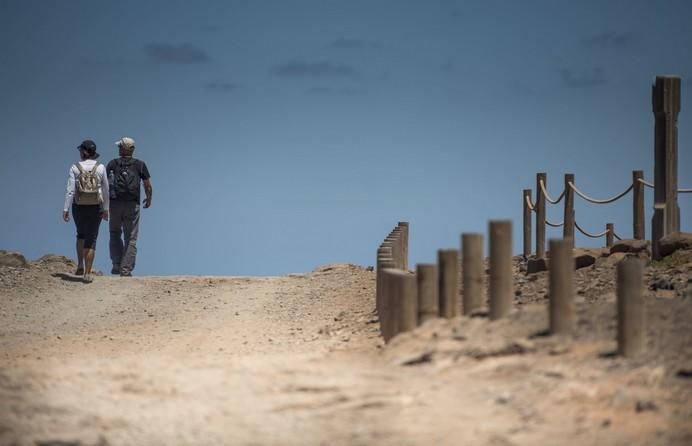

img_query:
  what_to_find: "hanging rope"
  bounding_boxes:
[545,218,564,228]
[613,230,622,241]
[525,194,536,212]
[568,181,632,204]
[637,177,692,192]
[539,179,565,204]
[637,178,654,188]
[574,221,609,238]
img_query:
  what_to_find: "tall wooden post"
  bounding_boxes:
[523,189,532,259]
[438,249,459,318]
[633,170,645,240]
[489,220,512,320]
[462,233,484,315]
[563,174,575,248]
[398,222,409,271]
[617,258,645,357]
[606,223,614,248]
[549,239,574,334]
[536,173,547,258]
[376,245,393,315]
[651,75,681,259]
[416,264,438,324]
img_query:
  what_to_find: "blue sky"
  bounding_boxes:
[1,0,691,276]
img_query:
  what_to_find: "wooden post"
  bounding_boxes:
[489,220,512,320]
[523,189,532,259]
[549,239,574,334]
[606,223,614,248]
[563,174,575,248]
[384,269,417,337]
[398,221,409,271]
[416,264,438,324]
[536,173,547,259]
[617,258,645,357]
[378,256,396,340]
[462,233,484,315]
[438,249,459,318]
[633,170,645,240]
[376,245,393,315]
[651,75,681,259]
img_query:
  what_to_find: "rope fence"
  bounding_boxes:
[524,169,691,259]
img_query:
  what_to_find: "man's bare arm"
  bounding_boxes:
[143,179,153,208]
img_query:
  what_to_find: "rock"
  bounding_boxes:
[635,400,658,413]
[611,239,649,254]
[0,250,28,267]
[605,252,628,267]
[527,257,548,274]
[658,232,692,257]
[573,249,596,270]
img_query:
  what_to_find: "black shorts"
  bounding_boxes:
[72,204,102,249]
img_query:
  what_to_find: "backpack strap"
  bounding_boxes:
[75,162,85,174]
[90,162,99,173]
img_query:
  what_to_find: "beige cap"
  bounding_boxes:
[115,136,135,149]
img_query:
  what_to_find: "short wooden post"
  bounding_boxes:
[617,258,645,357]
[416,264,438,324]
[651,75,681,259]
[462,233,484,315]
[632,170,645,240]
[563,174,575,248]
[438,249,459,318]
[606,223,614,248]
[398,221,409,271]
[489,220,512,320]
[384,269,417,337]
[523,189,532,259]
[376,245,393,316]
[549,239,574,334]
[536,173,547,259]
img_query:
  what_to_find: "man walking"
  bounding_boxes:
[107,137,153,276]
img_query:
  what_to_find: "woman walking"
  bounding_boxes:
[63,139,109,283]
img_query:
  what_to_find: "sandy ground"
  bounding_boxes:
[1,253,691,445]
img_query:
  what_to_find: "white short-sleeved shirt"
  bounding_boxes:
[64,159,110,212]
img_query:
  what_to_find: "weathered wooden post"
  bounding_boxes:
[617,258,645,357]
[438,249,459,318]
[489,220,512,320]
[523,189,532,259]
[563,174,575,248]
[633,170,645,240]
[536,173,547,258]
[378,256,396,340]
[398,221,409,271]
[383,269,417,337]
[651,75,681,259]
[606,223,614,248]
[416,264,438,324]
[549,239,574,334]
[462,233,484,315]
[376,245,393,315]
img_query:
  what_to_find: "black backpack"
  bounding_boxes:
[111,158,140,200]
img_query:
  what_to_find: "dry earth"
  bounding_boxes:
[1,249,691,445]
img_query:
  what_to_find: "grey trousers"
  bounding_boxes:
[109,200,140,274]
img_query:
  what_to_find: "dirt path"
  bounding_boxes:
[1,257,691,445]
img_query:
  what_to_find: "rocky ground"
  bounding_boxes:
[0,244,691,445]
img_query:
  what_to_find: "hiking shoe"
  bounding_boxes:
[111,265,120,275]
[83,273,93,283]
[120,271,132,277]
[75,267,84,276]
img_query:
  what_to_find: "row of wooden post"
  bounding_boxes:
[523,170,646,259]
[377,222,646,357]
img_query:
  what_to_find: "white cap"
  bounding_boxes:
[115,136,135,149]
